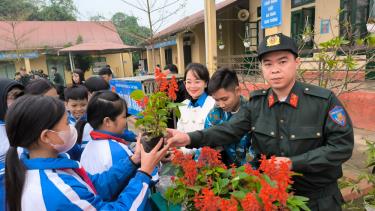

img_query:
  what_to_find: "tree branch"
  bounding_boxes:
[151,0,180,13]
[119,0,148,13]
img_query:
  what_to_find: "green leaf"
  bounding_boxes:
[231,191,246,199]
[130,89,145,100]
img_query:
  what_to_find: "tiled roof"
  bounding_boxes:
[0,21,124,51]
[154,0,237,39]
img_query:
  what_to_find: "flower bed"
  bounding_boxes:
[160,147,310,211]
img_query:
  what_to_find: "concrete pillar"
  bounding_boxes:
[204,0,217,75]
[146,49,153,73]
[160,47,166,68]
[176,33,185,75]
[24,58,31,73]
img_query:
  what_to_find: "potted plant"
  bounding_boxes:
[130,69,181,152]
[218,40,225,50]
[367,18,375,33]
[158,147,310,210]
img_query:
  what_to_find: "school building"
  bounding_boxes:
[144,0,374,80]
[0,21,137,84]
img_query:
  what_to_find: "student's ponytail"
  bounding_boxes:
[5,147,25,211]
[4,95,65,210]
[75,119,87,144]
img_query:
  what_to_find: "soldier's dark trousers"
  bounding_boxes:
[301,182,344,211]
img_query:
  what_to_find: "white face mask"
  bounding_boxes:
[48,125,77,153]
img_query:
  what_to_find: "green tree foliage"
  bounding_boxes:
[0,0,39,20]
[111,12,151,46]
[0,0,77,21]
[30,0,77,21]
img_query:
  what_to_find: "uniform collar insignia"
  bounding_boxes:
[268,94,276,108]
[268,92,299,108]
[289,93,299,108]
[266,34,280,47]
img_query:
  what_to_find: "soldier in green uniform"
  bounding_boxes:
[167,33,354,210]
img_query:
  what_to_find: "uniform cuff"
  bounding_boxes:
[290,154,306,171]
[137,170,152,179]
[187,131,202,148]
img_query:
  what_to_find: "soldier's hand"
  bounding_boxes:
[166,128,191,147]
[274,157,292,170]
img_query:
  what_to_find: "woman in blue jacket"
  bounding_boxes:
[5,95,168,211]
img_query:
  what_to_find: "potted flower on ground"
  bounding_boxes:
[130,69,181,152]
[160,147,310,211]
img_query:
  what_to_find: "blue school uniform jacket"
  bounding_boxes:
[20,153,151,210]
[80,131,159,183]
[0,121,8,211]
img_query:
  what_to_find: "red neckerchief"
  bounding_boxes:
[60,167,97,194]
[90,130,129,146]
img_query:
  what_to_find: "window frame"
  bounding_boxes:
[291,0,315,8]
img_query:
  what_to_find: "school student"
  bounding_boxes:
[80,91,160,191]
[5,95,168,211]
[64,85,89,126]
[24,78,59,97]
[0,78,24,211]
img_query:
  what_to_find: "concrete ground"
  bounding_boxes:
[343,128,375,175]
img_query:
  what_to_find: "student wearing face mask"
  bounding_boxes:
[0,78,24,210]
[80,91,162,204]
[5,95,169,211]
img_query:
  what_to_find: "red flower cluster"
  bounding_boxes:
[166,147,301,210]
[197,147,226,169]
[154,68,178,100]
[241,192,262,211]
[194,188,221,210]
[171,148,198,186]
[135,96,149,108]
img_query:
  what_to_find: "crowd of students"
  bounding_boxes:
[0,63,253,210]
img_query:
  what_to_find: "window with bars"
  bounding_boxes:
[291,7,315,56]
[339,0,369,40]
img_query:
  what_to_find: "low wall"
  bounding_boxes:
[299,70,366,82]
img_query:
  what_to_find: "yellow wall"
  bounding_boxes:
[251,0,341,46]
[313,0,340,43]
[102,53,132,78]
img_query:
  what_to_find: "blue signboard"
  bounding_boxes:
[110,79,144,115]
[261,0,282,29]
[0,51,39,60]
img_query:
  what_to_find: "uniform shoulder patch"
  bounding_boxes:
[250,89,268,98]
[329,106,346,126]
[303,84,331,99]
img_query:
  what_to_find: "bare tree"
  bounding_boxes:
[118,0,187,70]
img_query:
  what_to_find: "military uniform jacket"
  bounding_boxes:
[188,81,354,194]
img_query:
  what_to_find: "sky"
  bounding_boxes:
[73,0,223,32]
